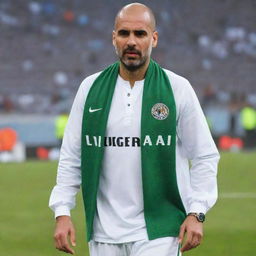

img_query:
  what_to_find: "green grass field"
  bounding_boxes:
[0,152,256,255]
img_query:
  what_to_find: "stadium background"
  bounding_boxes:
[0,0,256,255]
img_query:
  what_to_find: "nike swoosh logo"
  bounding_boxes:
[89,107,102,113]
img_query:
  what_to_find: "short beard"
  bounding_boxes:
[120,56,148,72]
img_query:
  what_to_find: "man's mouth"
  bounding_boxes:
[124,50,141,57]
[126,54,138,59]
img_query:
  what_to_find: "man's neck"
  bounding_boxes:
[119,59,150,88]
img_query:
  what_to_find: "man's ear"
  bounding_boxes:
[152,31,158,48]
[112,30,116,47]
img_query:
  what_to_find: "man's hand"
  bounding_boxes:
[54,216,76,254]
[178,215,203,253]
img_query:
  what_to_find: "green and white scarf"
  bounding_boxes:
[81,59,186,241]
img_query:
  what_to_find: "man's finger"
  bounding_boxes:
[191,236,200,248]
[180,230,193,252]
[178,225,185,244]
[59,232,74,254]
[61,245,75,254]
[181,240,193,252]
[54,233,63,251]
[192,232,202,248]
[70,228,76,247]
[60,244,75,254]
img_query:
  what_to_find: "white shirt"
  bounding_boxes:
[49,68,220,243]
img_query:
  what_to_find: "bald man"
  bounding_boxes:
[49,3,219,256]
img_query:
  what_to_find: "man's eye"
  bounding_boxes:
[118,30,129,36]
[135,31,147,37]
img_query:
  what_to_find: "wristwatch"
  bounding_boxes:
[187,212,205,222]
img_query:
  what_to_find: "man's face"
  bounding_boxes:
[113,12,158,71]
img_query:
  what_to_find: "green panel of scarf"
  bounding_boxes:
[81,59,186,241]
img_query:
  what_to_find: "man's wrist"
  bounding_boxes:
[187,212,206,222]
[56,215,71,222]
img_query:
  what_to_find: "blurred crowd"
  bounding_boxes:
[1,0,256,141]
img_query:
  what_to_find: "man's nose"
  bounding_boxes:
[127,34,136,47]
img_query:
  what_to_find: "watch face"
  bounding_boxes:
[198,213,205,222]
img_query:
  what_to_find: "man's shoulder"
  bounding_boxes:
[163,68,191,89]
[79,71,103,89]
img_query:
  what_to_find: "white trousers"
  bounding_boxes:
[88,237,181,256]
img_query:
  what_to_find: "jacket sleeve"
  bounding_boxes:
[177,80,220,214]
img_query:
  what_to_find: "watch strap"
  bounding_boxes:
[187,212,205,222]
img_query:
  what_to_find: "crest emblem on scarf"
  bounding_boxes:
[151,103,169,120]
